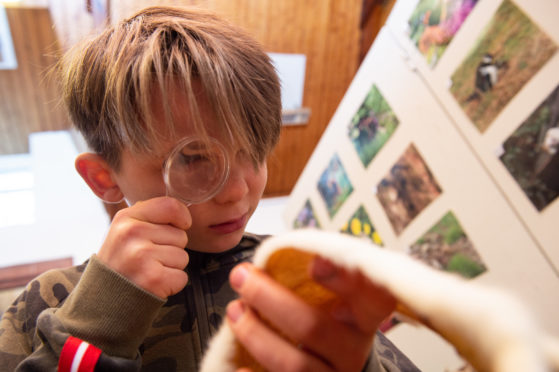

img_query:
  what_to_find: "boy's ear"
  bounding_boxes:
[75,153,124,203]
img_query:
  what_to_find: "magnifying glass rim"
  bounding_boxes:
[162,136,230,205]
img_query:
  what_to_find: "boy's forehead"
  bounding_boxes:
[150,81,221,138]
[146,79,250,160]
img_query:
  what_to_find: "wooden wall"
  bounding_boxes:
[4,0,370,197]
[0,5,70,155]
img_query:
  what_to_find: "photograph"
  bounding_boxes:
[408,211,487,278]
[317,153,354,218]
[499,85,559,211]
[347,84,400,168]
[449,0,557,133]
[340,205,383,246]
[376,144,442,235]
[407,0,479,68]
[0,5,17,69]
[293,199,321,229]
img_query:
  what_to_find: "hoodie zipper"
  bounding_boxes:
[189,259,211,368]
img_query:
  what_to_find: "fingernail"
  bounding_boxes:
[230,264,249,290]
[227,300,245,323]
[311,256,337,280]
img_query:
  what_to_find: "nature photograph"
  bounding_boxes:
[449,0,557,132]
[499,85,559,211]
[408,211,487,278]
[407,0,479,67]
[340,205,383,245]
[376,144,442,235]
[293,199,321,229]
[347,84,399,168]
[317,154,354,218]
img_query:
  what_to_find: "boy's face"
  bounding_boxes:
[110,84,268,253]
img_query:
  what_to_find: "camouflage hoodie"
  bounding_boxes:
[0,233,418,372]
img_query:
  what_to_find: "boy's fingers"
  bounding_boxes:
[229,264,369,371]
[132,263,189,298]
[160,267,189,297]
[227,300,333,372]
[107,217,188,248]
[145,223,188,247]
[126,196,192,230]
[156,245,189,270]
[311,256,396,334]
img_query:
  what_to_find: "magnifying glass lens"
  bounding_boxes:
[164,138,229,205]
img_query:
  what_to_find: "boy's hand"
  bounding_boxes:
[97,196,191,299]
[227,259,396,371]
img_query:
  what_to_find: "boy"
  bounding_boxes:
[0,6,418,371]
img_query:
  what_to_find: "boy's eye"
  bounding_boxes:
[178,152,209,166]
[163,137,230,204]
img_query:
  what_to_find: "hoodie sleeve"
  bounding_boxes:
[0,255,165,371]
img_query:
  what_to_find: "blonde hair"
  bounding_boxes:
[59,6,281,169]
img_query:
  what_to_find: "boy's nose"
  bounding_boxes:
[213,164,248,204]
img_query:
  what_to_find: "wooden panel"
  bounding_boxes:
[0,6,70,155]
[25,0,364,195]
[110,0,363,196]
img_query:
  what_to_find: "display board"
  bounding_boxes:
[284,1,559,368]
[385,0,559,272]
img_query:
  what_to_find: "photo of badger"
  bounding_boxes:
[449,0,557,132]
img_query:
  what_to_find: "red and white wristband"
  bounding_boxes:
[58,336,102,372]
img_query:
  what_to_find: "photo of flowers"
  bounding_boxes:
[499,85,559,211]
[347,84,400,168]
[340,205,383,246]
[293,199,321,229]
[376,144,442,235]
[407,0,479,67]
[449,0,557,133]
[408,211,487,278]
[317,154,354,218]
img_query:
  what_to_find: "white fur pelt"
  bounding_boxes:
[200,230,559,372]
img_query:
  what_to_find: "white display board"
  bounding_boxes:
[284,8,559,369]
[385,0,559,272]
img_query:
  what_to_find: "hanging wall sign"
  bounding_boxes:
[0,5,17,70]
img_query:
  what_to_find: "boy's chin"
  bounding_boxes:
[187,231,245,254]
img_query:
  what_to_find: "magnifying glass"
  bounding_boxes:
[163,137,230,205]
